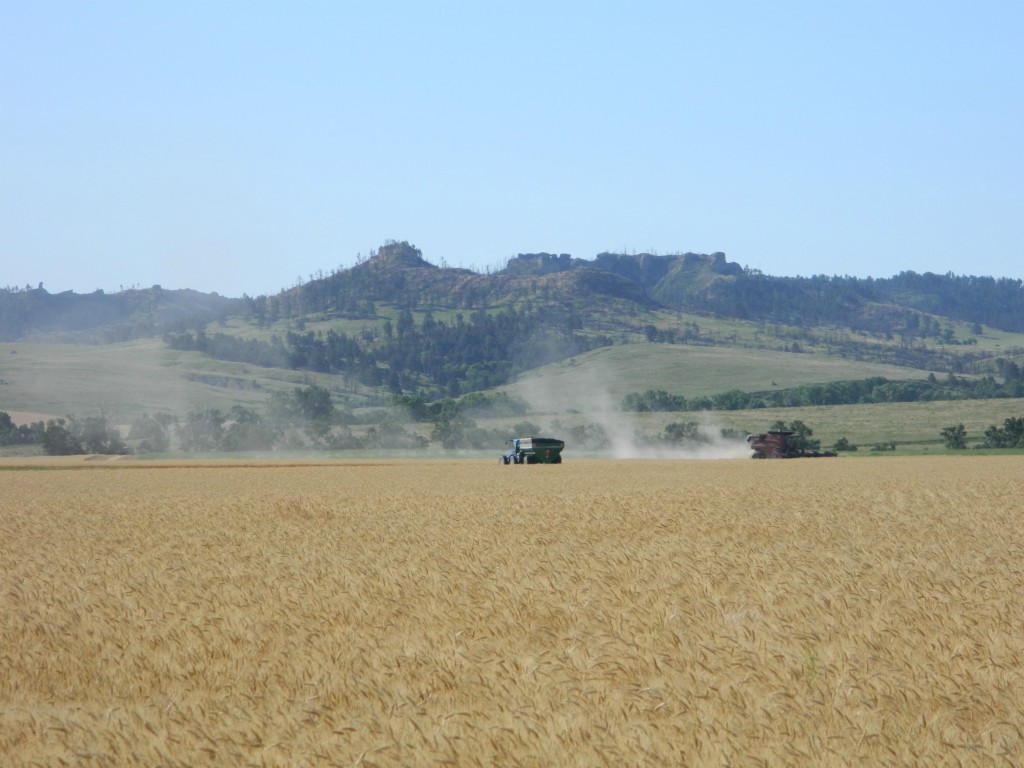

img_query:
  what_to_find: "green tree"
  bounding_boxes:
[75,415,126,454]
[222,406,278,451]
[431,413,476,449]
[295,384,335,422]
[396,308,414,338]
[621,390,686,412]
[981,416,1024,448]
[511,421,542,436]
[0,411,21,445]
[940,423,968,450]
[179,409,226,451]
[662,422,707,445]
[711,389,750,411]
[41,419,84,455]
[129,413,173,453]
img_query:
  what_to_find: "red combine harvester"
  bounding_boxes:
[746,430,837,459]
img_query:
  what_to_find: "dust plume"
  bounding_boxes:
[515,359,750,460]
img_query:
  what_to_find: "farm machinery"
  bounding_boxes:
[501,437,565,464]
[746,430,837,459]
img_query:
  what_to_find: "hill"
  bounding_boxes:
[5,240,1024,455]
[499,344,936,415]
[0,285,238,343]
[498,250,1024,333]
[0,339,340,423]
[5,240,1024,343]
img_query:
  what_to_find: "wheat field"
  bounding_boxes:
[2,456,1023,766]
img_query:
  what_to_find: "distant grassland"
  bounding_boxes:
[0,340,356,423]
[1,338,933,424]
[2,457,1023,765]
[4,336,1024,452]
[524,398,1024,453]
[503,344,937,408]
[497,344,1024,448]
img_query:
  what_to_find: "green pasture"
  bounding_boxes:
[0,340,357,426]
[500,344,939,411]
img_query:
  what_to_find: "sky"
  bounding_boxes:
[2,1,1022,297]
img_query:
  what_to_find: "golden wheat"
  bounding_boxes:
[1,456,1022,766]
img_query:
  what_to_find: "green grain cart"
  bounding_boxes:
[500,437,565,464]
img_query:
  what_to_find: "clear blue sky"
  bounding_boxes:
[3,1,1022,296]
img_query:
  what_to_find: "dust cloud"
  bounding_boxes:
[515,362,750,460]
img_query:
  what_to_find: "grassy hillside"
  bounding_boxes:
[498,344,942,412]
[4,332,1024,454]
[463,344,1024,451]
[0,338,947,424]
[0,340,360,426]
[213,302,1024,357]
[611,399,1024,451]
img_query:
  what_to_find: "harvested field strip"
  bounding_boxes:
[1,457,1023,765]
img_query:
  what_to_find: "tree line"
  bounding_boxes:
[0,412,126,455]
[941,417,1024,450]
[622,372,1024,413]
[0,387,742,456]
[8,394,1024,456]
[673,270,1024,334]
[165,306,612,398]
[0,388,536,455]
